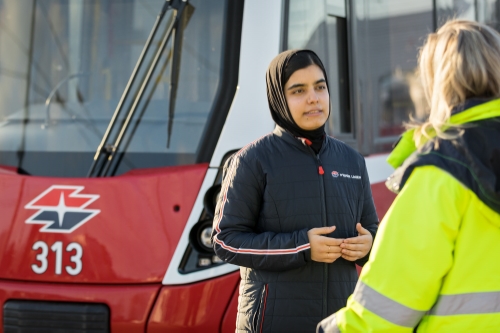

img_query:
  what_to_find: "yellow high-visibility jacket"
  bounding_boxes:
[318,99,500,332]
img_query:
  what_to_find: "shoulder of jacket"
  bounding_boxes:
[387,138,472,193]
[325,136,364,160]
[234,133,274,159]
[388,120,500,212]
[386,140,455,193]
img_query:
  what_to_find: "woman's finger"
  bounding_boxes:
[341,243,362,251]
[344,234,371,244]
[341,249,362,257]
[323,237,344,246]
[324,252,341,262]
[341,254,357,261]
[325,245,342,253]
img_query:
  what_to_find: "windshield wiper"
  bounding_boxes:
[87,0,192,177]
[167,1,193,148]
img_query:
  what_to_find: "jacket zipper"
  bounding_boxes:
[316,154,328,319]
[302,139,329,319]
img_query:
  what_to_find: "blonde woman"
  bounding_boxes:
[318,20,500,332]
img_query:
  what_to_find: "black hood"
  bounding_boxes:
[265,49,329,152]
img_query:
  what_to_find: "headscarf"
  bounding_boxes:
[266,49,330,153]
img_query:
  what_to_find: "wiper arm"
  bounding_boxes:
[167,1,193,148]
[87,0,189,177]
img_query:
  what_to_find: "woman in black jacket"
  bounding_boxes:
[212,49,379,333]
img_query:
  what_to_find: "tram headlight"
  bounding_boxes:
[200,225,212,248]
[189,219,214,254]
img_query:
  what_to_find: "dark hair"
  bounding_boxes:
[282,50,329,89]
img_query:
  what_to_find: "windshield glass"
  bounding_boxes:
[0,0,227,176]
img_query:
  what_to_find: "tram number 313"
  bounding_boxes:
[31,241,83,276]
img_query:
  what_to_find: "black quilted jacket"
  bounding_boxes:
[212,126,379,333]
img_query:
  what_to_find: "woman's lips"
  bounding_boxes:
[304,110,323,115]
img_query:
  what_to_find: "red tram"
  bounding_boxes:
[0,0,494,331]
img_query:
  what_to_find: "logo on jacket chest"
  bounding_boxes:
[331,170,361,179]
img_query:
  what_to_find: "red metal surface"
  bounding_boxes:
[0,175,24,275]
[147,272,240,333]
[0,164,208,284]
[220,283,239,333]
[0,165,17,175]
[355,182,397,276]
[0,280,160,333]
[370,181,397,221]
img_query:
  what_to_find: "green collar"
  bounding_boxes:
[387,98,500,169]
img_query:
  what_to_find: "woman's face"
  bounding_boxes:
[284,64,329,131]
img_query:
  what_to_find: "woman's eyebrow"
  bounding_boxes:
[286,78,326,91]
[286,83,305,91]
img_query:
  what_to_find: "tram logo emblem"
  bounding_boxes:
[331,171,339,178]
[25,185,100,233]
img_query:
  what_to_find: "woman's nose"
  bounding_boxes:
[307,90,319,103]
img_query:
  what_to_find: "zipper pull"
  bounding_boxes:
[318,166,324,175]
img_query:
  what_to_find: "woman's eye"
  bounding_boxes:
[316,85,326,90]
[292,89,303,94]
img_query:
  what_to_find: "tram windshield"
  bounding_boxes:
[0,0,228,177]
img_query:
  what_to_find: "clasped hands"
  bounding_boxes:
[307,223,373,263]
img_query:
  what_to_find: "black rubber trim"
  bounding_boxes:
[3,300,110,332]
[195,0,245,163]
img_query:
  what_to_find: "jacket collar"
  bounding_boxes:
[273,125,326,155]
[451,97,493,115]
[387,98,500,169]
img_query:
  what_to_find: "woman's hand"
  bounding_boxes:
[340,223,373,261]
[308,226,344,263]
